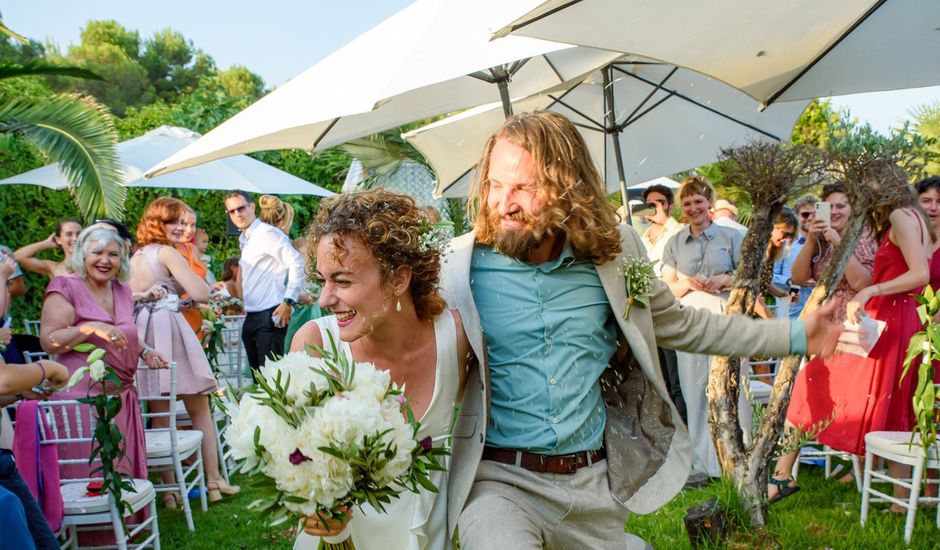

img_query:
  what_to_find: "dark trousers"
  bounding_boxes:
[0,450,58,549]
[658,347,687,424]
[242,306,287,371]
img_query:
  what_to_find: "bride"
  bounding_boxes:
[290,190,471,550]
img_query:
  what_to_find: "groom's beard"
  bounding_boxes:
[487,209,554,261]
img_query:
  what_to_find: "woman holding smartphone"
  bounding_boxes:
[790,182,878,323]
[769,182,926,503]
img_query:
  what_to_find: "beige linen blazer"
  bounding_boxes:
[440,225,792,537]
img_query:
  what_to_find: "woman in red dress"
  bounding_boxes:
[769,185,933,502]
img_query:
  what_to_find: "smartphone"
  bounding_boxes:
[631,202,656,219]
[814,201,831,227]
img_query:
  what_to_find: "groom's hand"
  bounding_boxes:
[803,300,841,359]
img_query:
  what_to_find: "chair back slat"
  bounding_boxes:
[38,400,105,483]
[135,362,178,431]
[23,351,51,363]
[24,319,41,337]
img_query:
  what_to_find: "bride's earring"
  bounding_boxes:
[396,295,402,312]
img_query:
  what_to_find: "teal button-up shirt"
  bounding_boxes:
[470,243,617,454]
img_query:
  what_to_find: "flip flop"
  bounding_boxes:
[768,477,800,504]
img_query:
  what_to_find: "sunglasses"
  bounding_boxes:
[781,231,795,239]
[799,212,813,219]
[227,204,249,215]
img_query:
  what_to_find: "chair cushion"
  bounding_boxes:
[865,431,939,461]
[145,429,203,459]
[61,478,154,515]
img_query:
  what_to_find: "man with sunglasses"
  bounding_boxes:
[224,190,304,373]
[787,195,818,319]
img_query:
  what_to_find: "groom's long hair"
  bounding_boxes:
[469,111,622,264]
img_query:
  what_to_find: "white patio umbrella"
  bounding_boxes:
[404,59,808,200]
[144,0,620,178]
[0,126,334,196]
[493,0,940,108]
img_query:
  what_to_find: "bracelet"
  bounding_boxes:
[36,359,46,386]
[140,345,154,359]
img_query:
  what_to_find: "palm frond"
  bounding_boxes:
[0,22,28,44]
[0,93,125,220]
[0,61,104,82]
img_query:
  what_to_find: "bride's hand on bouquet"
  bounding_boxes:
[303,505,353,537]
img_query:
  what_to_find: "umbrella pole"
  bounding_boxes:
[603,66,630,223]
[496,73,513,118]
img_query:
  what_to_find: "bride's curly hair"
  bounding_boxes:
[469,111,622,264]
[137,196,189,247]
[306,190,446,320]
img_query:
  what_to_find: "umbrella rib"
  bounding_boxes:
[312,117,341,150]
[548,94,605,130]
[760,0,888,109]
[620,71,783,141]
[615,65,678,129]
[620,93,676,130]
[503,0,584,35]
[541,55,564,84]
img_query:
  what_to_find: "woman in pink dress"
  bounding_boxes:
[770,185,932,502]
[40,226,169,540]
[131,197,239,505]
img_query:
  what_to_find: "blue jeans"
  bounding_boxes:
[0,450,59,549]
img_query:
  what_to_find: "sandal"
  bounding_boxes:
[163,492,181,510]
[768,477,800,504]
[207,479,241,503]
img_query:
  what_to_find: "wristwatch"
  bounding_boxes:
[283,297,296,307]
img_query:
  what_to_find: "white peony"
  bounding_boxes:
[258,352,334,407]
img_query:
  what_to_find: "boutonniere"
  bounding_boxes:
[621,257,657,319]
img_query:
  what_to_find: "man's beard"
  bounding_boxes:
[487,209,555,261]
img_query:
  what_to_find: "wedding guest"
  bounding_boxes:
[637,184,686,422]
[39,227,168,541]
[132,197,239,504]
[918,176,940,286]
[14,218,83,279]
[223,190,305,372]
[754,208,799,319]
[661,176,744,478]
[256,194,317,347]
[440,111,838,550]
[291,190,470,550]
[194,228,216,284]
[220,257,243,302]
[258,194,295,236]
[0,353,69,550]
[639,184,683,273]
[0,244,25,300]
[787,195,818,318]
[170,206,209,334]
[712,198,747,234]
[771,185,932,505]
[791,182,878,323]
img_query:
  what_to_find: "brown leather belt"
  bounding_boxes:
[481,446,606,474]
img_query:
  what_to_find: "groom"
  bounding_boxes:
[439,111,837,549]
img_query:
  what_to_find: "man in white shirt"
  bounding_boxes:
[712,199,747,234]
[224,190,305,372]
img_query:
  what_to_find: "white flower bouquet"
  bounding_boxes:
[225,335,447,535]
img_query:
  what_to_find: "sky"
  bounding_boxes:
[5,1,939,134]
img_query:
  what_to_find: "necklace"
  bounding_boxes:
[82,278,114,310]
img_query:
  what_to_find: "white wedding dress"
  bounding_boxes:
[294,311,459,550]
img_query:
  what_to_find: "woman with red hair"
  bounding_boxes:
[131,197,239,505]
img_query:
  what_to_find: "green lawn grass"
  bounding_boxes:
[157,461,938,549]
